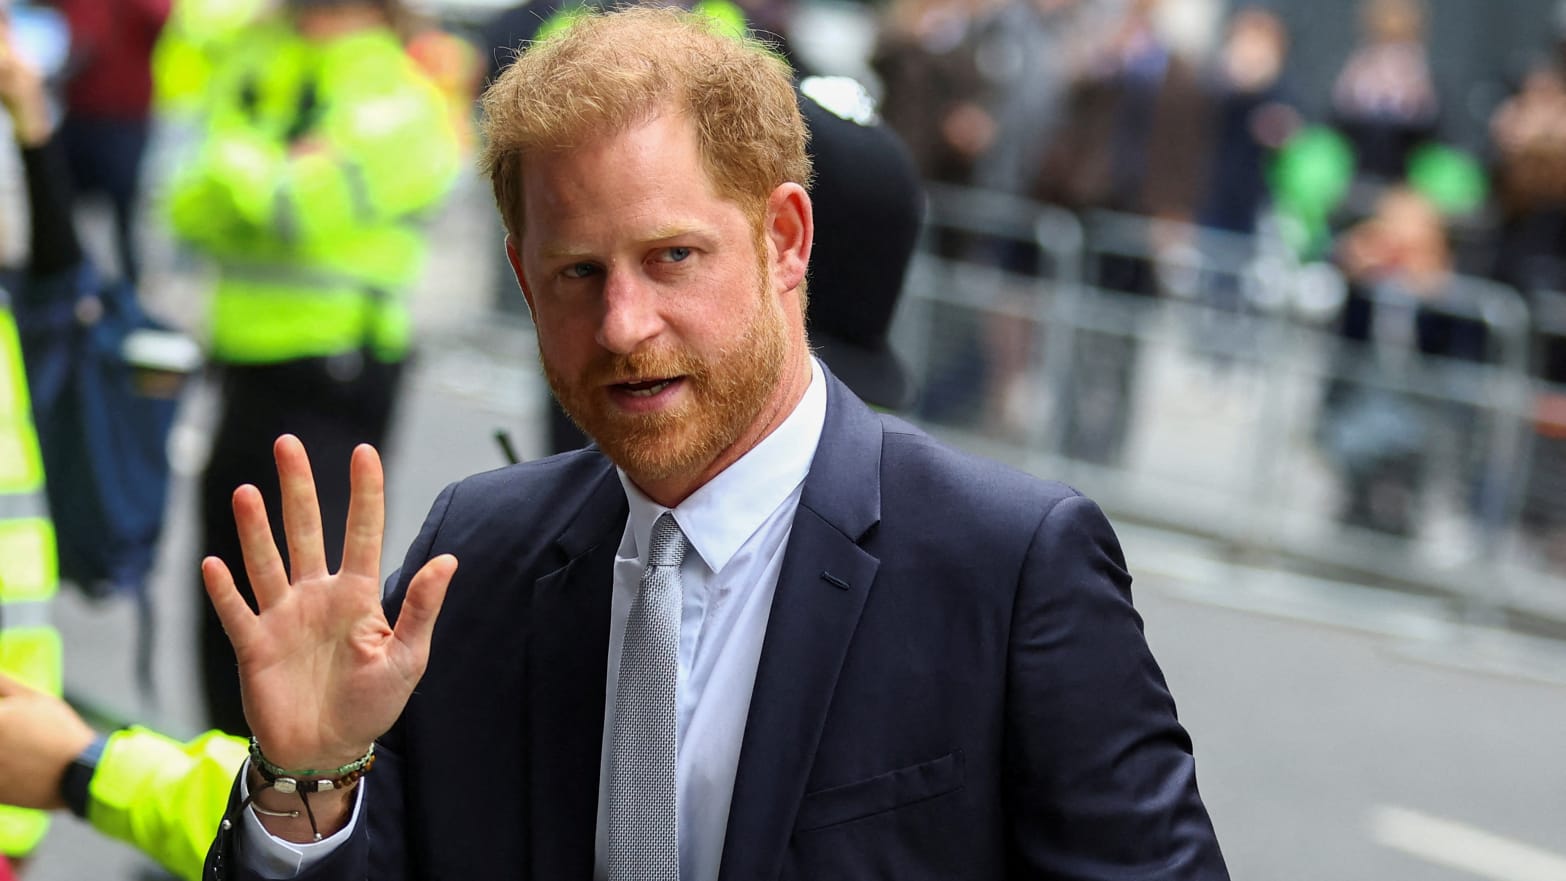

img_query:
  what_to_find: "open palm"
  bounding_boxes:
[203,435,456,771]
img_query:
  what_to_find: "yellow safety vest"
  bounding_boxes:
[0,299,61,856]
[166,21,460,365]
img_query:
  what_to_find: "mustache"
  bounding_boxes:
[585,348,705,385]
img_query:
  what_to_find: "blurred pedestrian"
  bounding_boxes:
[51,0,171,285]
[967,0,1092,199]
[1318,188,1488,536]
[1200,7,1297,238]
[164,0,460,737]
[1488,52,1566,565]
[1329,0,1439,184]
[1035,0,1209,464]
[1187,6,1299,373]
[1036,0,1208,227]
[1489,57,1566,300]
[871,0,995,191]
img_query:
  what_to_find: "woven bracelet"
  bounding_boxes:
[243,739,377,841]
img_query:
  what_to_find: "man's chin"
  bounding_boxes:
[584,416,710,480]
[602,443,714,488]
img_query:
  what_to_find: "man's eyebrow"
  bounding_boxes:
[643,222,716,242]
[537,223,719,260]
[539,244,594,260]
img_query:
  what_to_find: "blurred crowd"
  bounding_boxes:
[865,0,1566,550]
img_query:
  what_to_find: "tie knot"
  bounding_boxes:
[645,512,687,569]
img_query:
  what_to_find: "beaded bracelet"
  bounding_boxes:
[248,739,376,783]
[241,739,377,841]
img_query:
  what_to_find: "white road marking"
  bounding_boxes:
[1370,805,1566,881]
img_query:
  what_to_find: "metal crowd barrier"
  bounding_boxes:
[1513,290,1566,617]
[891,184,1566,626]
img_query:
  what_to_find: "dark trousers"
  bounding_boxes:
[60,114,150,284]
[1060,253,1156,465]
[199,355,403,736]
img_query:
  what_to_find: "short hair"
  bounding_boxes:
[479,5,812,239]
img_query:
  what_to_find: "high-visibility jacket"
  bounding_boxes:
[535,0,748,43]
[151,0,269,117]
[0,295,61,857]
[167,19,460,365]
[88,728,248,881]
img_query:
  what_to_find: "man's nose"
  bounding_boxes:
[596,269,664,355]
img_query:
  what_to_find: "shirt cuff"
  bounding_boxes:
[237,759,364,879]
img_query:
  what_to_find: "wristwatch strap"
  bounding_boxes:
[60,733,109,820]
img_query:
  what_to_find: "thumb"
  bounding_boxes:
[391,554,457,677]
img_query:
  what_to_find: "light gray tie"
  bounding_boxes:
[608,512,686,881]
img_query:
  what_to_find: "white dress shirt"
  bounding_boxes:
[596,356,825,881]
[243,358,827,880]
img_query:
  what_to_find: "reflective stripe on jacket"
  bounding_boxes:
[0,303,60,856]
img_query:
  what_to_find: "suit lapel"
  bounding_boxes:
[526,465,626,880]
[719,372,885,881]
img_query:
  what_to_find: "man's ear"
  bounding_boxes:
[765,182,812,296]
[506,234,537,320]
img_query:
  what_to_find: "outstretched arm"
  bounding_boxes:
[203,435,456,843]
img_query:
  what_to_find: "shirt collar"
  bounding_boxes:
[620,357,827,573]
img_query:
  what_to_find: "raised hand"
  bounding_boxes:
[203,436,455,837]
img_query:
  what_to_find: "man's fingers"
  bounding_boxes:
[276,435,330,582]
[340,444,385,580]
[233,484,289,610]
[391,555,457,678]
[202,556,260,649]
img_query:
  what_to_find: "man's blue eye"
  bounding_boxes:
[562,262,597,279]
[663,247,692,263]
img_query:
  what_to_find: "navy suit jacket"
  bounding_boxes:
[207,369,1228,880]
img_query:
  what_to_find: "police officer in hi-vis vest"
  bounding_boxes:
[164,0,460,737]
